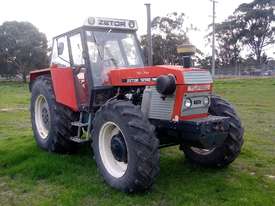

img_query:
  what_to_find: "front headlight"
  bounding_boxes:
[184,98,192,108]
[203,96,210,106]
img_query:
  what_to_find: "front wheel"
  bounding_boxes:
[92,100,159,192]
[181,95,244,167]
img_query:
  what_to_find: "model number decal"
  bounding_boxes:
[122,77,157,83]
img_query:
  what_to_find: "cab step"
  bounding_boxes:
[71,121,89,127]
[70,136,90,143]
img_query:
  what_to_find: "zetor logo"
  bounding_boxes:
[99,20,126,27]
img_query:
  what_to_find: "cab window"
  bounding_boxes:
[51,36,70,67]
[69,33,85,65]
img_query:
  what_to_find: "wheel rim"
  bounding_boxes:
[98,121,128,178]
[35,95,50,139]
[190,147,216,155]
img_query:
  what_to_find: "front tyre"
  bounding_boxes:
[92,100,159,192]
[181,95,244,167]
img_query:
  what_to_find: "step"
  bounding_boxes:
[70,137,90,143]
[71,122,89,127]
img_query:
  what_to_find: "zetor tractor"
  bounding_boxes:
[29,17,244,192]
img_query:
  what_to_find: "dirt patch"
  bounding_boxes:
[0,107,28,112]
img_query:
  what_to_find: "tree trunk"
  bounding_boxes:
[21,66,27,83]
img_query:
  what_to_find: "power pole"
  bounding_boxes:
[211,0,217,77]
[145,3,153,66]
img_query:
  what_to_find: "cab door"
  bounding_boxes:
[68,32,91,111]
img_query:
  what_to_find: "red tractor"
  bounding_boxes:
[29,17,244,192]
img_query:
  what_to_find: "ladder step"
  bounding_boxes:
[70,137,90,143]
[71,122,89,127]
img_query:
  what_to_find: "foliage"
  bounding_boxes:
[214,15,243,67]
[235,0,275,64]
[0,21,49,82]
[141,12,190,65]
[202,0,275,70]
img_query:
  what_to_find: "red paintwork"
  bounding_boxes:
[51,68,78,111]
[30,65,212,119]
[30,67,79,111]
[29,68,51,81]
[107,65,212,121]
[107,65,199,86]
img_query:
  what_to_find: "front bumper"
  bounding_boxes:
[154,115,230,149]
[179,115,230,149]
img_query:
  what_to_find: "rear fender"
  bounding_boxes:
[29,68,51,91]
[29,67,79,111]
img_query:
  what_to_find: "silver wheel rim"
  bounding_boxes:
[35,95,50,139]
[98,121,128,178]
[190,147,216,155]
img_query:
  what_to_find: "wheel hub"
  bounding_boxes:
[111,134,127,163]
[41,107,49,127]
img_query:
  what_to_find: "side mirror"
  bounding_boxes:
[57,42,64,55]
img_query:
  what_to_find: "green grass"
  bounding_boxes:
[0,79,275,206]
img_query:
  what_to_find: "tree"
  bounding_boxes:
[235,0,275,64]
[0,21,49,82]
[213,15,242,67]
[141,12,190,65]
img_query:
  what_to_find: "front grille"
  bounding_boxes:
[141,86,175,120]
[183,71,213,84]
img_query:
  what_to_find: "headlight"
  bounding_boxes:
[184,98,192,108]
[203,96,210,105]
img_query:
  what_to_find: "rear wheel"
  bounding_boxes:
[181,95,244,167]
[92,100,159,192]
[31,75,79,153]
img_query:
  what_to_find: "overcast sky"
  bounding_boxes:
[1,0,253,55]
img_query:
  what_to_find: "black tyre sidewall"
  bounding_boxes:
[31,78,56,151]
[93,111,136,189]
[92,101,159,192]
[182,95,244,167]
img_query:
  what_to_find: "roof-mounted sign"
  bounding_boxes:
[84,17,138,30]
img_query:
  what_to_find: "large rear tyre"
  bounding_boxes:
[181,95,244,167]
[31,76,79,153]
[92,100,159,193]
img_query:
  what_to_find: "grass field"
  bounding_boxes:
[0,78,275,206]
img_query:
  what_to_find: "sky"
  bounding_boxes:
[0,0,255,56]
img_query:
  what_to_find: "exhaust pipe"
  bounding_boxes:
[145,3,153,66]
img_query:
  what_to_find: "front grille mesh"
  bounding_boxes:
[143,87,175,120]
[184,71,213,84]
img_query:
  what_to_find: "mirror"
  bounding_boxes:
[57,42,64,55]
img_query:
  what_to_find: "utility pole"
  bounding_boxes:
[211,0,217,77]
[145,3,153,66]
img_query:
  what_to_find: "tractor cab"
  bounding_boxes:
[50,17,143,110]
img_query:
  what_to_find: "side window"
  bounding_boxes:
[69,34,85,65]
[87,42,99,63]
[51,36,70,67]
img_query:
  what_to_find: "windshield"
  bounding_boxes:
[86,30,144,86]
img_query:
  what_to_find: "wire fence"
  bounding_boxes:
[211,65,275,79]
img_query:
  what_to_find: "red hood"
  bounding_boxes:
[107,65,212,86]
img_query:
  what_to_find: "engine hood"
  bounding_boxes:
[107,65,213,86]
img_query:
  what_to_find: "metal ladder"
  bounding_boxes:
[70,112,92,143]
